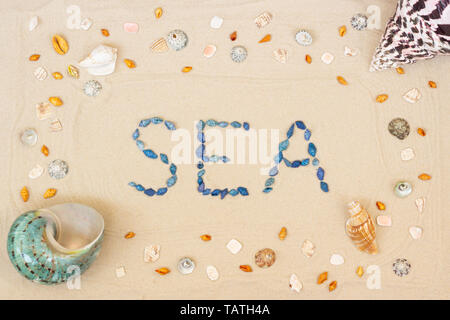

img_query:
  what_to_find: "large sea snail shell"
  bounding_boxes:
[7,203,104,285]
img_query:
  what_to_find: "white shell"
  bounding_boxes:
[226,239,242,254]
[330,253,345,265]
[34,66,48,81]
[29,16,38,31]
[376,215,392,227]
[79,45,118,76]
[206,265,219,281]
[177,257,195,274]
[403,88,421,103]
[144,244,160,262]
[115,266,126,278]
[301,239,315,258]
[254,12,272,28]
[289,274,302,292]
[400,147,415,161]
[415,197,425,213]
[80,18,93,31]
[50,119,63,132]
[409,226,423,240]
[210,16,223,29]
[344,46,358,56]
[20,128,38,146]
[321,52,334,64]
[28,164,44,179]
[36,102,53,120]
[273,49,288,64]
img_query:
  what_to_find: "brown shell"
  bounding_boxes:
[254,248,276,268]
[346,201,378,254]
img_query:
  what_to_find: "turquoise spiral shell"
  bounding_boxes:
[7,210,103,285]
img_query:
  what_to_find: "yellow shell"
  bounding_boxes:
[346,201,378,254]
[43,188,57,199]
[20,187,29,202]
[52,35,69,55]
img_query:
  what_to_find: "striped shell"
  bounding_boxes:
[151,38,169,53]
[254,12,272,28]
[7,203,104,285]
[345,201,378,254]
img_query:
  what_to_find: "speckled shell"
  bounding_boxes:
[166,30,188,51]
[345,201,378,255]
[7,203,104,285]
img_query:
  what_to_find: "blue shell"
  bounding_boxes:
[287,124,295,139]
[160,153,169,164]
[7,206,103,285]
[304,129,311,141]
[308,143,317,157]
[164,120,176,130]
[295,121,306,130]
[132,129,140,140]
[143,149,158,159]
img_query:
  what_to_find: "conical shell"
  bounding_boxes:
[345,201,378,254]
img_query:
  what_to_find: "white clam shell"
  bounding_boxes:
[403,88,421,103]
[34,66,48,81]
[289,273,302,292]
[301,239,315,258]
[79,45,118,76]
[321,52,334,64]
[409,226,423,240]
[29,16,38,31]
[29,164,44,179]
[226,239,242,254]
[330,253,345,265]
[400,147,415,161]
[254,12,272,28]
[377,215,392,227]
[144,244,160,262]
[415,197,425,213]
[206,265,219,281]
[210,16,223,29]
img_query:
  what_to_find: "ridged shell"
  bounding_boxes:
[151,38,169,53]
[345,201,378,254]
[403,88,421,103]
[273,49,288,63]
[254,12,272,28]
[34,66,48,81]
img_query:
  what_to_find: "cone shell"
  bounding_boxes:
[345,201,378,254]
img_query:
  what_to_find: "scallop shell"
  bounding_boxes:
[273,49,288,64]
[289,274,302,292]
[151,38,169,53]
[345,201,378,254]
[7,203,104,284]
[143,244,160,262]
[29,164,44,179]
[206,265,219,281]
[301,239,315,258]
[254,12,272,28]
[29,16,38,31]
[403,88,421,103]
[34,66,48,81]
[78,45,118,76]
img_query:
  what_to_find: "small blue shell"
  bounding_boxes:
[143,149,158,159]
[206,119,217,127]
[196,120,205,130]
[312,158,319,166]
[160,153,169,164]
[198,169,205,177]
[136,140,145,150]
[197,177,203,185]
[269,166,279,176]
[139,119,151,127]
[222,156,230,163]
[202,188,211,195]
[156,187,168,195]
[237,187,249,196]
[220,189,228,199]
[218,121,228,128]
[265,177,275,186]
[320,181,329,192]
[229,189,238,196]
[291,160,301,168]
[197,132,205,143]
[197,162,204,169]
[263,187,273,193]
[243,122,250,130]
[132,129,140,140]
[279,140,289,151]
[304,129,311,141]
[231,121,241,128]
[136,184,145,191]
[151,117,163,124]
[209,155,218,162]
[295,121,306,130]
[287,124,295,139]
[128,182,137,187]
[274,152,283,164]
[308,143,317,157]
[198,183,205,193]
[170,164,177,174]
[211,189,221,196]
[196,144,205,159]
[144,188,156,196]
[167,175,177,187]
[317,167,325,180]
[283,158,292,167]
[300,158,310,166]
[164,120,176,130]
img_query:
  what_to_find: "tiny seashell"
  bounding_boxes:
[154,7,163,19]
[394,181,412,198]
[29,16,38,31]
[230,45,247,63]
[80,18,92,31]
[289,274,302,292]
[415,197,425,213]
[301,239,315,258]
[351,13,368,31]
[177,257,195,274]
[255,248,276,268]
[144,244,160,262]
[401,147,415,161]
[210,16,223,29]
[79,45,118,76]
[50,119,63,132]
[34,66,47,81]
[123,22,139,33]
[403,88,421,103]
[20,186,29,202]
[409,226,423,240]
[36,102,53,120]
[273,49,288,63]
[43,188,57,199]
[206,265,219,281]
[167,29,188,51]
[295,30,312,46]
[48,159,69,179]
[344,46,359,56]
[203,44,217,58]
[388,118,410,140]
[28,164,44,179]
[115,266,126,278]
[68,65,80,79]
[20,128,38,146]
[151,38,169,53]
[376,215,392,227]
[330,254,344,265]
[321,52,334,64]
[254,12,272,28]
[392,258,411,277]
[226,239,242,254]
[83,80,102,97]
